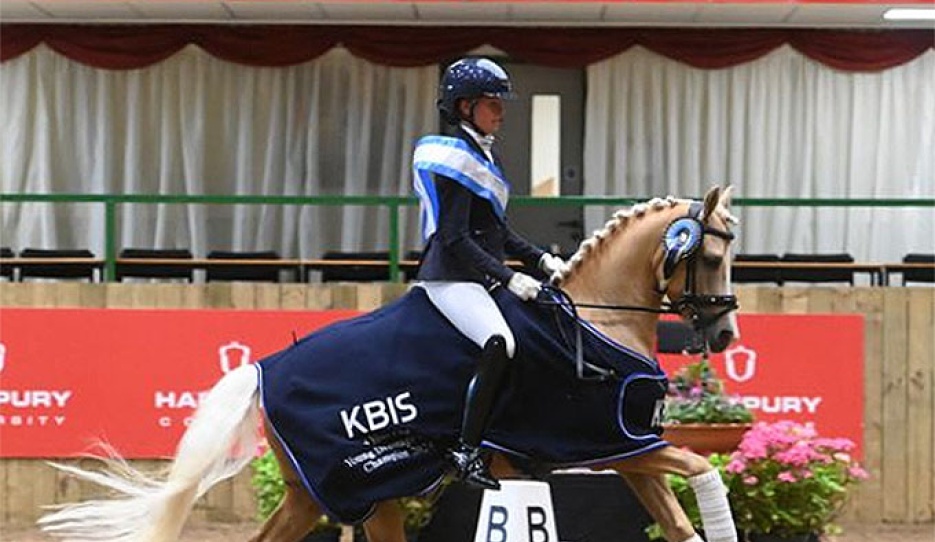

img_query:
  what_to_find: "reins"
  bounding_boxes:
[531,200,740,382]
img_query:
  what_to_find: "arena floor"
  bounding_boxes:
[5,521,933,541]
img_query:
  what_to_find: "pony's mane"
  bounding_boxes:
[551,194,738,285]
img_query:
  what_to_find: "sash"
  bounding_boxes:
[412,135,511,241]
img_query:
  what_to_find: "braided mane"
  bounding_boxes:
[550,192,738,285]
[551,196,685,285]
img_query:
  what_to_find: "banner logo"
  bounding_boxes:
[725,344,757,383]
[219,341,251,374]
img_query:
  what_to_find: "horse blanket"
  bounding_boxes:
[257,286,669,522]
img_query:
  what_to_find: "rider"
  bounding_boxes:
[411,57,565,490]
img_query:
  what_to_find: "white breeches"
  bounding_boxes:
[415,281,516,358]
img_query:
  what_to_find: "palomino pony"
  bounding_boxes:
[39,186,740,542]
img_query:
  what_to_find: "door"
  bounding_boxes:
[497,62,585,256]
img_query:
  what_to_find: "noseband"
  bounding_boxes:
[664,201,739,331]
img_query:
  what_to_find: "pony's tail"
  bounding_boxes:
[38,364,262,542]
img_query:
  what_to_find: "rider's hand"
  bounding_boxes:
[507,272,541,301]
[538,253,566,276]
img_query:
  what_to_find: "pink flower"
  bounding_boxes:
[848,466,870,480]
[726,458,747,474]
[743,476,758,485]
[777,471,797,483]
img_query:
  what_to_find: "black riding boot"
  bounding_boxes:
[449,335,510,491]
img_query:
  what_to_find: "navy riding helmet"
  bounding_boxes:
[437,57,515,125]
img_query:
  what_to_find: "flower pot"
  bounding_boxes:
[662,423,752,454]
[747,533,813,542]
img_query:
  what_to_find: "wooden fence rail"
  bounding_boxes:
[0,283,932,527]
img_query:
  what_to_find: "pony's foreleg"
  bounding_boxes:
[361,501,407,542]
[620,472,698,542]
[38,364,262,542]
[614,446,736,542]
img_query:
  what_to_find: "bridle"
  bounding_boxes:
[537,201,739,381]
[664,201,739,331]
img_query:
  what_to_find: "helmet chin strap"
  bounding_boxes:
[464,99,489,135]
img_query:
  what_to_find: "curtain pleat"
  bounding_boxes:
[2,24,932,72]
[583,46,935,263]
[0,46,436,260]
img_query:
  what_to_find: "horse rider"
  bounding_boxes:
[411,57,565,490]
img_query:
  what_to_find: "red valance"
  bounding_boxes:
[1,24,931,72]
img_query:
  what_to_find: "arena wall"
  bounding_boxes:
[0,283,932,527]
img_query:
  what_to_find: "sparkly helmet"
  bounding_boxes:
[437,57,514,125]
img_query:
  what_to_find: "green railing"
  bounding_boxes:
[1,193,932,282]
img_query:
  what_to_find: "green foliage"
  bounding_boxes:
[721,421,868,537]
[251,450,339,531]
[645,423,868,539]
[251,449,285,521]
[250,448,435,533]
[665,358,753,424]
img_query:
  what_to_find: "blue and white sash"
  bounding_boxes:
[412,135,511,241]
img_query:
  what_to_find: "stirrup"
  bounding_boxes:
[449,445,501,491]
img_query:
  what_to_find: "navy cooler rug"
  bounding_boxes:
[257,286,669,523]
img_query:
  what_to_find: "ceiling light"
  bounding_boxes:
[883,8,935,20]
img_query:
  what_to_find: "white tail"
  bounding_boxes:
[38,364,262,542]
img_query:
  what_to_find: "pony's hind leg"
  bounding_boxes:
[611,446,736,542]
[250,421,323,542]
[362,501,408,542]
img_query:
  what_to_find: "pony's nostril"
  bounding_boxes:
[710,330,734,352]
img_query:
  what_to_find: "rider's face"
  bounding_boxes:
[461,97,504,135]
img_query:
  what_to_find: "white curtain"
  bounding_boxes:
[584,45,935,262]
[0,45,436,259]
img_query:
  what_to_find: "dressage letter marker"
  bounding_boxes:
[473,480,560,542]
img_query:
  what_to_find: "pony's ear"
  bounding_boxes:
[702,185,721,220]
[719,185,734,209]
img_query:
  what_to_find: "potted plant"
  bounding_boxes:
[663,358,754,454]
[646,421,868,542]
[252,448,341,541]
[723,420,869,542]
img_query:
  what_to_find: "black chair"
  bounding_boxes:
[902,253,935,284]
[206,250,283,282]
[18,248,100,281]
[0,247,14,281]
[401,250,422,282]
[116,248,195,282]
[780,253,855,285]
[317,251,391,283]
[732,253,782,285]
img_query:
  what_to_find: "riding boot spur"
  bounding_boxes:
[449,334,510,490]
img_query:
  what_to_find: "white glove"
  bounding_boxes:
[538,253,566,276]
[507,272,541,301]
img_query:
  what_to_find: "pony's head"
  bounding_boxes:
[654,186,738,352]
[554,185,739,356]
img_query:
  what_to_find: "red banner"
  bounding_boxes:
[659,314,865,455]
[0,308,357,458]
[0,310,863,458]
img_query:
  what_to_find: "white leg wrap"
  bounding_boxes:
[679,534,705,542]
[688,469,737,542]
